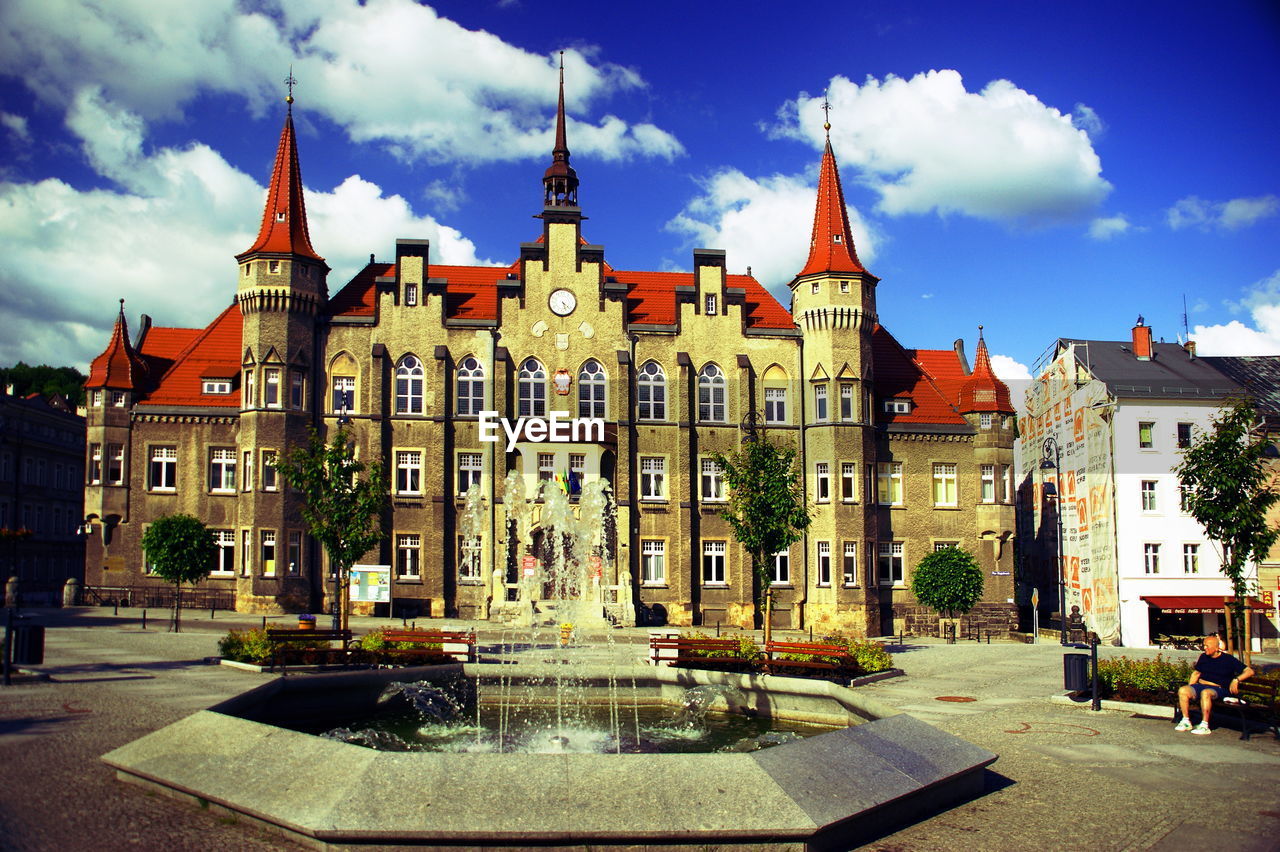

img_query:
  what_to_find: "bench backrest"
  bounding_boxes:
[381,630,475,644]
[267,629,351,642]
[764,641,853,656]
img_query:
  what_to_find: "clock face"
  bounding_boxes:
[549,288,577,316]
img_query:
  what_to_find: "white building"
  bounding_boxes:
[1019,319,1274,648]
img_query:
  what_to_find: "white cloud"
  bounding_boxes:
[1191,270,1280,356]
[773,70,1111,223]
[0,111,29,141]
[1088,214,1130,240]
[665,168,878,291]
[0,0,681,166]
[1167,194,1278,230]
[0,93,490,370]
[990,354,1032,381]
[1071,103,1105,138]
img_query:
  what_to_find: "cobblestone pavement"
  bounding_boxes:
[1,608,1278,851]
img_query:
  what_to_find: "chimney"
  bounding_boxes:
[1131,316,1153,361]
[1185,339,1197,360]
[953,338,971,375]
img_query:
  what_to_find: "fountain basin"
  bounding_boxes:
[103,664,996,849]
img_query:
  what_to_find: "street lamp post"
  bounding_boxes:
[1040,437,1069,645]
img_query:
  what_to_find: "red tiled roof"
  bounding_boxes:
[618,270,794,329]
[956,332,1014,413]
[798,139,869,278]
[139,327,201,360]
[138,304,243,408]
[871,325,968,426]
[237,111,323,262]
[87,306,147,390]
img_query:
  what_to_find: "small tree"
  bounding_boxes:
[141,514,216,633]
[710,436,810,641]
[274,428,388,632]
[1175,398,1279,661]
[911,546,984,633]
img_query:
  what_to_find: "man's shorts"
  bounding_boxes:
[1190,683,1226,701]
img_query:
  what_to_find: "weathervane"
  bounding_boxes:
[285,66,297,108]
[821,94,831,135]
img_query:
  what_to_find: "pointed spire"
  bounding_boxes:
[87,299,147,390]
[542,51,579,208]
[957,326,1014,413]
[237,78,323,262]
[798,110,867,278]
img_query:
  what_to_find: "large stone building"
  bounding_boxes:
[82,79,1017,635]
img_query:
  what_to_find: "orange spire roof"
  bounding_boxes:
[237,110,323,262]
[543,52,579,207]
[957,327,1014,413]
[798,139,868,278]
[87,300,147,390]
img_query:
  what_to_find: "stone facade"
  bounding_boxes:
[82,90,1017,635]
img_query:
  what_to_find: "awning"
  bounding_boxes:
[1141,595,1268,614]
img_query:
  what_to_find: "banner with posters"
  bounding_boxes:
[1022,344,1120,643]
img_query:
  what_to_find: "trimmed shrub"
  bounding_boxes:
[1096,655,1192,704]
[820,634,895,676]
[217,628,274,664]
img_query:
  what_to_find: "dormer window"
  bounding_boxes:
[884,398,911,414]
[704,293,717,315]
[202,380,232,395]
[275,211,286,222]
[834,234,843,243]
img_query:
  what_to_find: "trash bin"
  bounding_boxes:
[12,624,44,665]
[1063,652,1089,691]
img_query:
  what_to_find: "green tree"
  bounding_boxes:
[140,514,216,633]
[1175,398,1279,661]
[911,546,984,629]
[274,428,388,632]
[0,362,86,405]
[710,436,810,641]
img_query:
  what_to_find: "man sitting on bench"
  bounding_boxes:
[1175,635,1253,736]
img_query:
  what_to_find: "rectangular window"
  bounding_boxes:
[1003,465,1014,503]
[396,450,422,495]
[816,541,831,586]
[1183,543,1199,574]
[1138,421,1154,449]
[640,457,666,500]
[290,372,305,409]
[878,541,904,585]
[107,443,124,485]
[771,550,790,585]
[764,387,787,424]
[458,535,481,580]
[980,464,996,503]
[149,446,177,492]
[88,444,102,485]
[700,458,724,501]
[202,380,231,395]
[980,412,993,429]
[262,450,278,491]
[243,370,255,408]
[814,383,828,421]
[933,463,957,507]
[287,531,301,574]
[397,534,421,578]
[263,367,281,408]
[702,540,726,585]
[1144,543,1160,574]
[537,453,555,483]
[241,529,251,576]
[261,530,276,576]
[1141,480,1157,512]
[209,448,236,493]
[91,390,103,407]
[877,462,903,506]
[568,453,585,496]
[1180,484,1192,513]
[1177,422,1193,449]
[458,452,483,494]
[332,376,355,413]
[840,280,850,293]
[641,539,666,585]
[884,399,910,414]
[811,281,820,294]
[815,462,831,502]
[841,462,856,502]
[111,391,126,407]
[843,541,858,586]
[704,293,717,315]
[211,530,235,575]
[242,450,254,491]
[840,383,854,421]
[405,283,418,306]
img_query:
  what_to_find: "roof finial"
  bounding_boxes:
[119,297,125,314]
[821,94,831,136]
[978,324,984,339]
[284,66,297,109]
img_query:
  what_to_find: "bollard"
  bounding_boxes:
[113,601,118,616]
[262,616,267,631]
[1090,632,1101,711]
[715,621,720,637]
[210,608,215,620]
[141,609,147,630]
[809,625,814,642]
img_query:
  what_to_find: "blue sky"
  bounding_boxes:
[1,0,1277,379]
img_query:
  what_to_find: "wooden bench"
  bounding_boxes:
[649,636,752,669]
[764,641,860,682]
[378,629,477,664]
[266,629,355,675]
[1222,678,1280,741]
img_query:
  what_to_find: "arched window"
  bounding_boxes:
[637,361,666,421]
[329,352,358,414]
[395,354,424,414]
[456,356,485,416]
[698,363,726,422]
[518,358,546,417]
[763,364,788,424]
[578,359,605,418]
